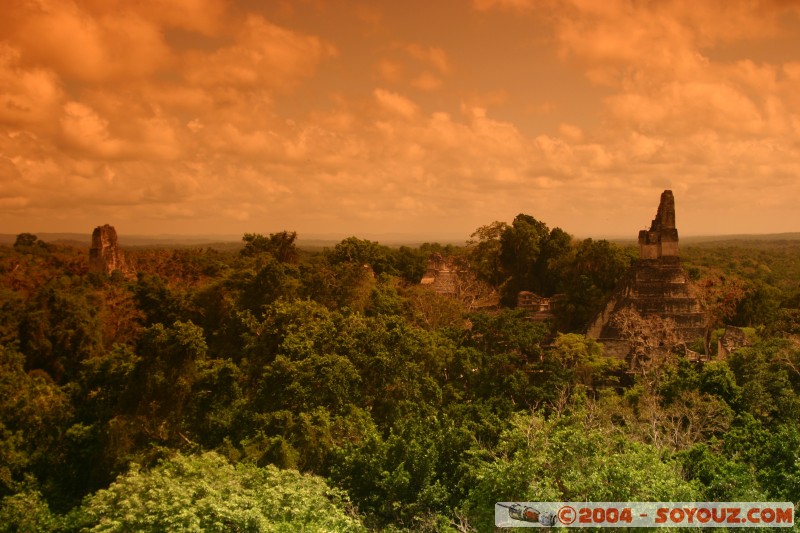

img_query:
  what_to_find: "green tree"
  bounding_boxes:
[0,489,57,533]
[300,257,376,312]
[332,413,472,530]
[734,280,782,327]
[723,415,800,501]
[726,339,800,423]
[693,271,746,356]
[677,443,765,500]
[68,451,365,532]
[0,346,75,507]
[241,231,299,263]
[391,246,428,284]
[18,284,103,382]
[498,214,551,303]
[231,257,301,313]
[467,221,508,288]
[495,214,573,306]
[549,333,621,390]
[462,411,700,531]
[13,233,38,249]
[134,273,193,327]
[556,238,633,332]
[329,237,395,275]
[456,310,552,408]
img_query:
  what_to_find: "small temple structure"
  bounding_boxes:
[420,253,457,295]
[517,291,560,322]
[586,191,705,354]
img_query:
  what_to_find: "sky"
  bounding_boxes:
[2,0,800,241]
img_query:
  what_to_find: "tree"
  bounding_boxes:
[611,307,680,381]
[403,285,465,330]
[677,443,765,500]
[549,333,621,390]
[231,257,301,313]
[0,489,57,532]
[0,346,74,508]
[462,411,700,531]
[241,231,298,263]
[556,239,633,332]
[733,280,781,328]
[134,273,193,326]
[499,214,551,302]
[487,214,575,306]
[466,221,508,288]
[692,271,745,356]
[450,258,498,313]
[391,246,428,284]
[329,237,394,275]
[331,413,472,529]
[18,284,103,382]
[109,320,211,454]
[13,233,38,249]
[69,452,365,532]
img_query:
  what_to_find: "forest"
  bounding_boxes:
[1,214,799,532]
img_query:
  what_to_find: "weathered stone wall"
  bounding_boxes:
[89,224,128,275]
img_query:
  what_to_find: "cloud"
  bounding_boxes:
[183,15,337,89]
[404,44,450,74]
[131,0,228,36]
[377,42,451,91]
[410,73,443,91]
[59,101,124,157]
[472,0,535,11]
[373,89,419,117]
[2,0,800,237]
[7,0,172,82]
[0,45,63,127]
[378,59,405,83]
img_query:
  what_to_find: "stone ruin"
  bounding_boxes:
[586,190,705,355]
[89,224,129,275]
[638,190,679,259]
[717,325,750,359]
[420,252,457,295]
[517,291,561,322]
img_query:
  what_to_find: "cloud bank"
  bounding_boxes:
[1,0,799,238]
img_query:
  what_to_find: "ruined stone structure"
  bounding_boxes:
[587,191,705,352]
[420,253,457,295]
[517,291,560,322]
[639,190,679,259]
[89,224,128,275]
[717,325,750,359]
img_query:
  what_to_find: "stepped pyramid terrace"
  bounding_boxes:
[587,191,706,356]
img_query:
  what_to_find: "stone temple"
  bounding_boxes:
[89,224,129,275]
[586,191,705,352]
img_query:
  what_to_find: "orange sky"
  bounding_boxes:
[2,0,800,240]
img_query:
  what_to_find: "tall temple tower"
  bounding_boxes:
[638,190,679,259]
[89,224,129,275]
[586,191,705,352]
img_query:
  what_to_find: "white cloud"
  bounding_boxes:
[373,89,419,118]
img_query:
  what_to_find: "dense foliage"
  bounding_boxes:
[1,223,799,531]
